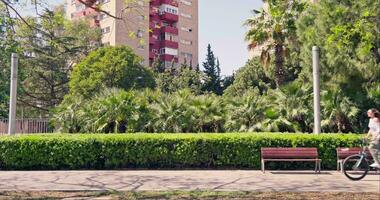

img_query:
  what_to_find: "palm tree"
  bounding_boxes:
[225,89,267,132]
[321,90,359,133]
[245,0,306,87]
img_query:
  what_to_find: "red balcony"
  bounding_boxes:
[149,35,158,44]
[160,0,178,7]
[161,26,178,35]
[150,51,158,59]
[161,40,178,49]
[149,7,159,16]
[160,12,179,22]
[160,54,178,62]
[74,7,97,17]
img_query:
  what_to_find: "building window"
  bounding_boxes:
[137,30,144,38]
[99,0,110,4]
[180,39,192,45]
[75,4,85,12]
[137,0,144,6]
[180,13,192,19]
[101,26,110,34]
[138,15,145,21]
[180,0,192,6]
[181,27,193,32]
[159,4,178,15]
[99,14,107,20]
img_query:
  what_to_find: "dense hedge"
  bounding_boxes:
[0,133,362,170]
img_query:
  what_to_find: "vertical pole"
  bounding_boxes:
[8,53,18,135]
[312,46,321,134]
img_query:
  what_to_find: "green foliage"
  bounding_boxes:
[296,0,380,131]
[0,4,17,118]
[155,65,206,95]
[69,46,156,98]
[0,133,362,170]
[53,88,153,133]
[224,59,274,96]
[15,8,101,116]
[245,0,307,87]
[202,44,223,95]
[225,81,313,133]
[149,90,225,133]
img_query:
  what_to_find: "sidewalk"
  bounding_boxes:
[0,170,379,192]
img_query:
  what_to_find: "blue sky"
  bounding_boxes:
[48,0,264,75]
[199,0,263,75]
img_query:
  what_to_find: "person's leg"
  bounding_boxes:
[369,142,380,165]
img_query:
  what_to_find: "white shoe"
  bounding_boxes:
[370,163,380,168]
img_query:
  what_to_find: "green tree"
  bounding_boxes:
[245,0,307,87]
[156,64,206,95]
[0,4,17,118]
[321,90,359,133]
[15,8,101,116]
[149,90,225,133]
[296,0,380,131]
[69,46,156,98]
[224,58,274,97]
[202,44,222,95]
[54,88,154,133]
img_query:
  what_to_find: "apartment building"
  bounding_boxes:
[66,0,198,68]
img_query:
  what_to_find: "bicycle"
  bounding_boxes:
[342,138,380,181]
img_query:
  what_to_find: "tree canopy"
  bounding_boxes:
[69,46,156,98]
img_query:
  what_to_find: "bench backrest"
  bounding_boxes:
[336,147,372,159]
[261,147,318,159]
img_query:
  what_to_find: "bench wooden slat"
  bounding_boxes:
[336,147,371,159]
[336,147,372,172]
[264,159,321,161]
[261,147,321,173]
[261,148,318,159]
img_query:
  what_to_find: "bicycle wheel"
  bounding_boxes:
[342,154,369,181]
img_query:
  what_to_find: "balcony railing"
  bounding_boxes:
[149,51,158,59]
[160,54,178,62]
[161,26,178,35]
[161,40,179,49]
[160,0,179,7]
[160,12,179,22]
[149,35,158,44]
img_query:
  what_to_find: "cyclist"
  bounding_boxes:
[367,108,380,168]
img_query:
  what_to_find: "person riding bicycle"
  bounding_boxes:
[366,108,380,168]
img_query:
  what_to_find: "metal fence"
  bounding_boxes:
[0,119,51,135]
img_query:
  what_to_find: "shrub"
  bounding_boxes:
[0,133,361,170]
[69,46,156,98]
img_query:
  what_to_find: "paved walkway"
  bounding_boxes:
[0,170,379,192]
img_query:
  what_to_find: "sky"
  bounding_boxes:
[47,0,264,75]
[199,0,263,75]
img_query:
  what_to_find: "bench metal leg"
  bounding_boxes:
[315,160,321,173]
[261,159,265,173]
[337,160,339,171]
[315,160,318,172]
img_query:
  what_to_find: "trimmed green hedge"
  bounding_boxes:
[0,133,362,170]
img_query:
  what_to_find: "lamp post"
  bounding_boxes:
[8,53,18,135]
[312,46,321,134]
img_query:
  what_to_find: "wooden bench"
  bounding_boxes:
[336,147,372,173]
[261,147,321,173]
